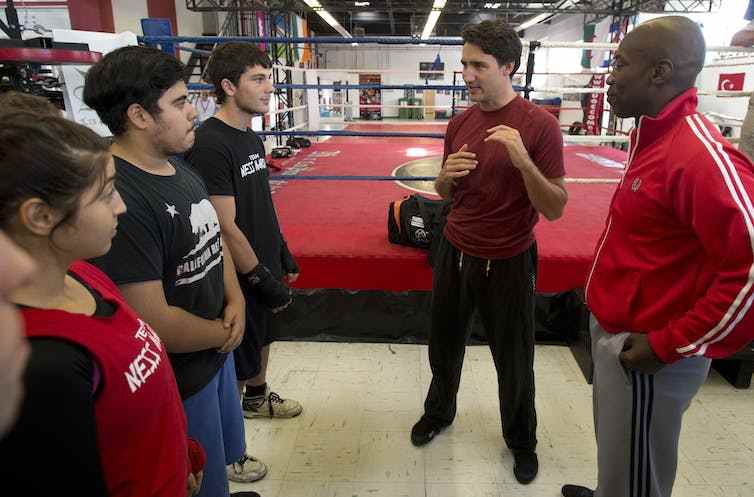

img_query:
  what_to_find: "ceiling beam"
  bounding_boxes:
[387,0,396,34]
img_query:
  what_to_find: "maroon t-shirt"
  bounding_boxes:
[443,96,565,259]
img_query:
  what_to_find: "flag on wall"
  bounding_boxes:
[301,18,311,65]
[273,15,288,61]
[291,15,299,62]
[256,12,266,51]
[718,73,745,91]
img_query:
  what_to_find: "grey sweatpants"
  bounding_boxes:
[591,316,710,497]
[741,93,754,161]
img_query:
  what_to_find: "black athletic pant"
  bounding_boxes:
[423,234,538,452]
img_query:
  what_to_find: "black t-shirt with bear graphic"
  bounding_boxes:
[90,156,226,399]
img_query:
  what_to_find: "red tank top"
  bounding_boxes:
[22,261,188,497]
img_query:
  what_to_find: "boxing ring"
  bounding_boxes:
[244,119,629,346]
[269,123,626,295]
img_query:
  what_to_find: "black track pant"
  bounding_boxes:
[423,234,538,452]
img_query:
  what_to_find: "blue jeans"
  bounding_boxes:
[183,354,246,497]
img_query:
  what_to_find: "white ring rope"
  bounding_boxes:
[319,103,457,109]
[532,87,752,97]
[701,90,753,97]
[269,104,307,116]
[320,103,592,110]
[704,60,754,69]
[565,177,621,184]
[273,66,603,77]
[279,122,309,133]
[528,40,754,53]
[272,64,308,72]
[564,135,629,144]
[273,64,453,76]
[248,85,752,98]
[311,67,450,75]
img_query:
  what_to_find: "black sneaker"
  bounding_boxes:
[561,484,594,497]
[513,450,538,484]
[231,492,261,497]
[410,415,447,446]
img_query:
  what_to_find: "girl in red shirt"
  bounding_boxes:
[0,112,203,496]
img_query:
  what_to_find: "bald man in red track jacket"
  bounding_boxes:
[587,87,754,362]
[562,16,754,497]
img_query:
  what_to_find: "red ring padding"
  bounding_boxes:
[0,48,102,65]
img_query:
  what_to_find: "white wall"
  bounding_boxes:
[175,0,204,36]
[320,45,463,118]
[111,0,148,35]
[317,15,615,121]
[77,0,205,37]
[174,1,205,63]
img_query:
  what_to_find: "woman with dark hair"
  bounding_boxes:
[0,112,204,497]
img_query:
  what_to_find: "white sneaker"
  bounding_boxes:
[226,454,268,483]
[242,387,303,419]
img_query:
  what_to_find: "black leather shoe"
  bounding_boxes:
[231,492,261,497]
[513,450,538,484]
[410,415,447,446]
[561,484,594,497]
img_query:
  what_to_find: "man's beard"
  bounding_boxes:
[154,127,193,156]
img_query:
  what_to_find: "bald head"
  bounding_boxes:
[623,16,706,89]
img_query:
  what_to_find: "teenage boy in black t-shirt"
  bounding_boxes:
[84,46,265,497]
[186,43,303,420]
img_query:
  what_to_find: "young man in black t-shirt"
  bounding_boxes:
[185,43,302,420]
[84,46,265,497]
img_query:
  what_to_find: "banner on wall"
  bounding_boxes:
[583,74,606,135]
[419,54,444,80]
[359,73,381,120]
[718,73,745,91]
[53,29,138,137]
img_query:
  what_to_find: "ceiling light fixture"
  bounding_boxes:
[421,0,447,39]
[303,0,353,38]
[517,0,574,32]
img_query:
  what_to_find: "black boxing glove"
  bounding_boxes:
[280,241,299,275]
[243,264,291,310]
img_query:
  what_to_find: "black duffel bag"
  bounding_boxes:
[387,194,449,254]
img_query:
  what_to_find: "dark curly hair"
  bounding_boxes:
[83,46,185,136]
[206,43,272,104]
[461,20,522,76]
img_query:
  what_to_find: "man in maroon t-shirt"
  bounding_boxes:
[411,20,567,485]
